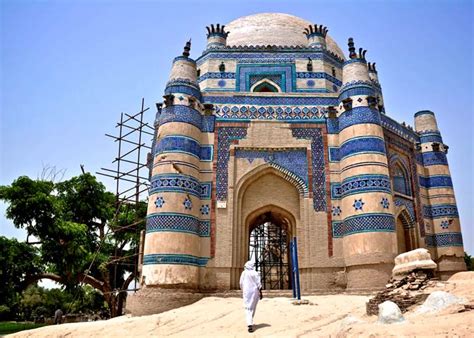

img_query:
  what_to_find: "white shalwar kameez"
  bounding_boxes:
[240,261,262,327]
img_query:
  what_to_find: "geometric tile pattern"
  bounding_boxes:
[440,220,450,229]
[419,131,443,144]
[380,114,419,142]
[212,105,326,121]
[183,197,193,210]
[200,204,210,215]
[291,127,326,211]
[332,221,344,238]
[216,126,248,200]
[196,51,343,68]
[419,175,453,189]
[296,72,342,86]
[165,78,202,100]
[336,174,391,197]
[249,73,284,89]
[338,106,381,132]
[203,95,338,106]
[339,137,386,160]
[143,253,209,266]
[394,197,416,223]
[155,135,213,161]
[158,105,203,131]
[343,213,395,236]
[423,204,459,219]
[155,196,165,208]
[198,72,236,82]
[425,232,463,247]
[332,206,341,216]
[150,173,211,199]
[234,149,309,187]
[380,197,390,209]
[353,198,365,211]
[422,152,448,166]
[146,213,210,237]
[237,64,295,92]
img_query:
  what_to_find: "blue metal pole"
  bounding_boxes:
[293,237,301,300]
[290,240,296,299]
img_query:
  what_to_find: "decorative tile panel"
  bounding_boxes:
[425,232,463,247]
[381,114,419,142]
[419,175,453,189]
[216,126,248,200]
[339,174,392,197]
[203,95,338,106]
[150,173,211,199]
[338,107,381,131]
[423,204,459,219]
[143,253,209,266]
[422,152,448,166]
[196,51,343,67]
[343,213,395,236]
[155,135,213,161]
[212,104,326,122]
[296,72,342,86]
[394,197,415,223]
[146,213,210,237]
[339,137,386,160]
[236,64,295,92]
[291,127,326,211]
[235,149,309,189]
[198,72,235,82]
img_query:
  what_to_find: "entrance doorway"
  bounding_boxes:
[248,211,290,290]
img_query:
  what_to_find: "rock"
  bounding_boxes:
[416,291,465,314]
[392,248,437,276]
[377,301,405,324]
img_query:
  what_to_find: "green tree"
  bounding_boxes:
[465,252,474,271]
[0,236,41,320]
[0,174,146,317]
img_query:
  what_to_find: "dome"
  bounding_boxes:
[225,13,345,59]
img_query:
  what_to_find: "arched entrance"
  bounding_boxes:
[232,164,301,289]
[395,208,417,254]
[248,209,291,290]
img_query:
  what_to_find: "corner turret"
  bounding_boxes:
[304,24,328,49]
[206,24,228,49]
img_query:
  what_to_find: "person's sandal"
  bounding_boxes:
[248,325,254,333]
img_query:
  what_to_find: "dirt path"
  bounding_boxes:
[9,272,474,337]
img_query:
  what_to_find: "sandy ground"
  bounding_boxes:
[9,272,474,337]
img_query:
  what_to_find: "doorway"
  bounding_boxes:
[248,211,291,290]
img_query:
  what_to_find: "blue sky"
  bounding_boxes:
[1,0,473,256]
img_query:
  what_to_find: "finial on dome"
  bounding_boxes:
[303,24,328,38]
[206,23,229,38]
[368,62,377,73]
[347,38,367,61]
[182,39,191,57]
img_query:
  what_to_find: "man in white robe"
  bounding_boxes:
[240,260,262,332]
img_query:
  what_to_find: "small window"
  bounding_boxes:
[252,81,279,93]
[331,67,336,77]
[196,69,201,77]
[392,163,411,196]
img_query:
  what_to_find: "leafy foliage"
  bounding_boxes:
[0,174,146,317]
[465,252,474,271]
[0,236,41,320]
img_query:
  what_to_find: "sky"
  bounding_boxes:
[1,0,473,256]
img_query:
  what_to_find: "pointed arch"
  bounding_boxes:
[389,154,412,196]
[250,79,282,93]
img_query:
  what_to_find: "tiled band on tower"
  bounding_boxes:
[142,41,213,288]
[128,14,465,313]
[338,40,397,289]
[415,111,464,279]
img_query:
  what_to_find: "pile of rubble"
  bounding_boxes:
[366,269,434,315]
[366,248,439,316]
